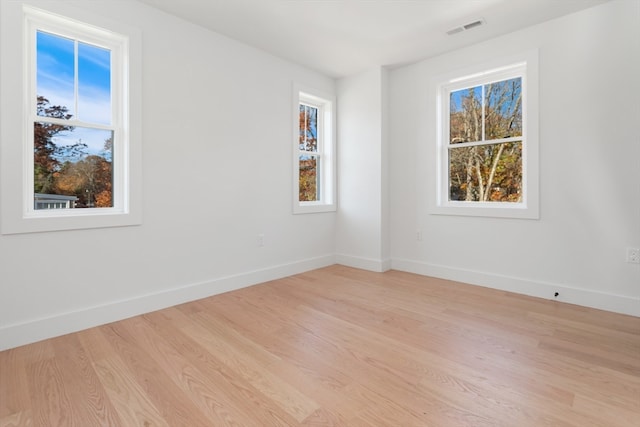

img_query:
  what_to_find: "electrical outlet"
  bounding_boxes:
[627,247,640,264]
[258,233,264,247]
[416,230,422,241]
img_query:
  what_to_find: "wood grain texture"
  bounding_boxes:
[1,266,638,426]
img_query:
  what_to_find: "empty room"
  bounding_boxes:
[0,0,638,425]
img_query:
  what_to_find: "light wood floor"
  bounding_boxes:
[1,266,639,426]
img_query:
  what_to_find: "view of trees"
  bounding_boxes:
[448,78,523,202]
[34,96,113,208]
[299,103,319,202]
[299,158,319,202]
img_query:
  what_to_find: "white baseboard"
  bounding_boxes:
[0,254,336,352]
[3,254,635,351]
[335,253,392,272]
[391,258,640,317]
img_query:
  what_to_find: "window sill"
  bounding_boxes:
[1,207,142,235]
[430,201,539,220]
[293,202,336,215]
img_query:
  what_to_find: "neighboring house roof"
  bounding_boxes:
[34,193,79,201]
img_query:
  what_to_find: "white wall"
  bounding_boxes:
[389,0,640,316]
[0,0,336,351]
[336,67,391,272]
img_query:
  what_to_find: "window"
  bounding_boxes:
[293,85,336,214]
[33,29,115,210]
[0,4,141,234]
[433,51,539,219]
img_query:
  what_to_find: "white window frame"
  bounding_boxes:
[293,84,336,214]
[431,50,539,219]
[0,3,142,234]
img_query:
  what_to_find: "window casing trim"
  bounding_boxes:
[293,83,336,214]
[0,3,142,234]
[431,50,539,219]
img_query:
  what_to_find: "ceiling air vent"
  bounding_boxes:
[447,18,486,36]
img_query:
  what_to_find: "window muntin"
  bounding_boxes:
[293,86,336,214]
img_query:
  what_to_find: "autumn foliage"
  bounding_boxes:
[34,96,113,208]
[299,158,318,202]
[299,104,319,201]
[448,78,523,202]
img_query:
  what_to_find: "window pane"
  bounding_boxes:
[299,104,318,152]
[299,155,319,201]
[78,42,111,125]
[450,86,481,144]
[484,78,522,140]
[449,141,522,202]
[36,31,75,118]
[34,123,113,208]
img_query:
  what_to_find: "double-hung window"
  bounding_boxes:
[0,4,141,234]
[293,85,336,214]
[433,51,539,219]
[32,27,117,210]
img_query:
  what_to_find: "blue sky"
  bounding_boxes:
[450,78,522,117]
[36,30,112,158]
[450,86,481,114]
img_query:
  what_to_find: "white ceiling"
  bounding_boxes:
[137,0,611,78]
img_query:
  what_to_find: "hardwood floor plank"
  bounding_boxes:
[76,325,120,363]
[49,334,123,426]
[181,313,320,422]
[99,322,214,426]
[0,350,29,419]
[268,303,512,425]
[300,407,348,426]
[187,309,282,368]
[143,309,302,425]
[0,410,32,427]
[26,358,72,427]
[572,393,640,427]
[343,382,434,427]
[90,356,169,427]
[138,314,295,426]
[0,266,638,426]
[538,335,640,376]
[77,327,168,427]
